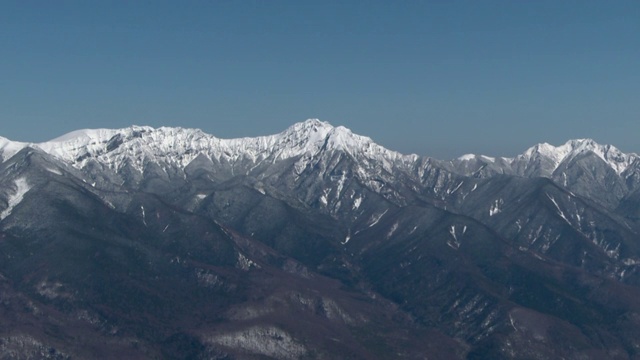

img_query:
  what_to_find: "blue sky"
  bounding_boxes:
[1,1,638,158]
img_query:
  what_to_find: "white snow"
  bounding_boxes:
[0,121,637,195]
[489,199,503,216]
[448,225,467,249]
[448,181,464,195]
[103,199,115,209]
[43,167,62,175]
[0,178,30,220]
[546,194,571,225]
[342,233,351,245]
[141,206,147,226]
[519,139,636,175]
[1,120,418,195]
[480,155,495,162]
[352,196,362,210]
[386,222,399,239]
[237,253,260,271]
[367,209,388,227]
[319,193,328,206]
[0,137,27,162]
[623,258,640,266]
[2,122,638,220]
[449,225,458,241]
[47,128,123,143]
[334,172,347,199]
[456,153,495,163]
[508,314,518,332]
[458,154,476,161]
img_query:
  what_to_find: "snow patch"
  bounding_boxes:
[0,137,27,162]
[352,196,362,210]
[546,194,571,225]
[489,199,503,216]
[367,209,388,227]
[141,206,147,226]
[342,232,351,245]
[386,222,399,239]
[448,225,467,249]
[45,167,63,175]
[448,181,463,195]
[237,253,260,271]
[319,189,329,206]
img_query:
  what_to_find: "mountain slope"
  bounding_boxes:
[2,120,640,359]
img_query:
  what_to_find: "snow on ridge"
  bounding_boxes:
[4,123,638,181]
[480,155,495,163]
[519,138,636,175]
[458,154,476,161]
[17,119,418,173]
[47,128,128,143]
[0,137,27,162]
[0,178,30,220]
[456,153,509,163]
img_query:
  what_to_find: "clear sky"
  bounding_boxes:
[1,1,638,159]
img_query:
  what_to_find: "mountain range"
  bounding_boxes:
[1,119,640,359]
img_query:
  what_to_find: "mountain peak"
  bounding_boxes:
[279,119,333,139]
[520,138,634,175]
[284,119,333,134]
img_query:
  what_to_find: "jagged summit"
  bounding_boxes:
[284,118,333,134]
[0,120,404,172]
[1,122,637,180]
[0,120,412,171]
[452,138,637,177]
[517,138,635,175]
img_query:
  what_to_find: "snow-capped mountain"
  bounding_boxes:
[5,119,638,210]
[454,138,637,177]
[518,139,635,175]
[2,120,640,359]
[11,119,412,172]
[449,138,640,208]
[4,120,637,193]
